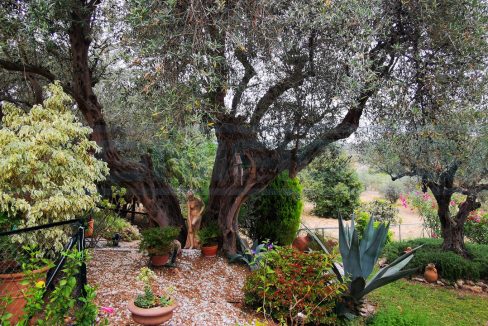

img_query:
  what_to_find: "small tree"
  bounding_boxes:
[239,172,303,245]
[301,148,362,219]
[0,83,109,251]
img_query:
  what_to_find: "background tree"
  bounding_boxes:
[0,0,186,233]
[356,0,488,256]
[300,146,362,219]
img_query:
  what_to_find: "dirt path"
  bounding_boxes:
[301,190,425,240]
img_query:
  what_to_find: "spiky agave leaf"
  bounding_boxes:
[337,217,422,318]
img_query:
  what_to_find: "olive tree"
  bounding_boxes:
[0,0,186,233]
[356,0,488,256]
[127,0,483,254]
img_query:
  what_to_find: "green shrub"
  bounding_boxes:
[300,149,362,219]
[358,199,399,224]
[464,211,488,244]
[383,238,488,281]
[95,211,140,241]
[197,222,220,246]
[367,306,430,326]
[239,172,303,245]
[355,212,393,244]
[139,226,180,256]
[243,246,345,325]
[382,184,401,204]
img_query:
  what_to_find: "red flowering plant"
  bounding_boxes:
[243,246,345,325]
[465,210,488,244]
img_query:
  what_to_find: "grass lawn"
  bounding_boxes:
[366,279,488,326]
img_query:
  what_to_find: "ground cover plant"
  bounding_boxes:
[368,279,488,326]
[383,238,488,281]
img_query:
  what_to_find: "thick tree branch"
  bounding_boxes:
[230,48,256,115]
[0,59,57,82]
[249,58,307,126]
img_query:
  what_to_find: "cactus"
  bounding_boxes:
[336,216,421,319]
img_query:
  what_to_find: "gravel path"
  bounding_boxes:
[88,244,268,325]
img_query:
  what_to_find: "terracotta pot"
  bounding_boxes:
[424,264,438,283]
[85,219,94,237]
[150,255,169,266]
[0,265,50,324]
[128,299,177,325]
[201,244,218,257]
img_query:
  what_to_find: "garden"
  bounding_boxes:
[1,0,487,325]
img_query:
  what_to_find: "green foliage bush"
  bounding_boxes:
[358,199,399,224]
[197,222,220,246]
[464,211,488,245]
[94,211,141,241]
[0,84,109,253]
[367,306,430,326]
[139,226,180,255]
[243,246,345,325]
[301,149,362,219]
[383,238,488,281]
[19,248,101,325]
[239,172,303,245]
[355,212,393,244]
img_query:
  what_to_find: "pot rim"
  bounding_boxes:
[201,244,218,249]
[0,265,50,279]
[128,299,177,317]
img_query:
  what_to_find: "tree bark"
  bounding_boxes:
[66,1,185,236]
[202,121,286,254]
[431,185,479,257]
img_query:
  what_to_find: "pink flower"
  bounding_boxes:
[100,306,115,314]
[449,200,456,206]
[423,193,431,200]
[399,195,408,208]
[430,232,438,238]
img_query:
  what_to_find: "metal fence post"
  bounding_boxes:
[77,225,87,298]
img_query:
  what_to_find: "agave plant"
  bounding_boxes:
[336,216,421,319]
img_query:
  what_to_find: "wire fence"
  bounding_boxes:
[299,222,426,242]
[0,219,87,324]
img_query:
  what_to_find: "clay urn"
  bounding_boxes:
[424,263,438,283]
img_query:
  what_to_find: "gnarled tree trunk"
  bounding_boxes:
[66,2,185,235]
[202,122,287,255]
[432,185,479,257]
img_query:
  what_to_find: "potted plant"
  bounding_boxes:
[128,267,177,325]
[197,223,220,257]
[139,227,180,266]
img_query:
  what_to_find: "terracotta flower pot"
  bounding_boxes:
[201,244,218,257]
[150,255,169,266]
[128,299,177,325]
[0,265,50,324]
[85,219,94,237]
[424,263,438,283]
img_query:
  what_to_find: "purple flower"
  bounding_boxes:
[251,249,256,255]
[267,243,274,250]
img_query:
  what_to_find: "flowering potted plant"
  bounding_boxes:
[128,267,177,325]
[197,223,220,257]
[139,227,180,266]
